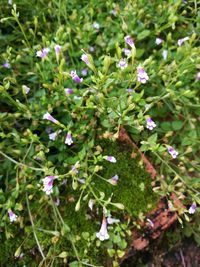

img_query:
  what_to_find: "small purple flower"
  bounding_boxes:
[104,156,117,163]
[127,88,133,93]
[88,46,94,52]
[108,175,119,185]
[54,45,61,55]
[2,62,10,69]
[36,48,50,58]
[81,68,88,76]
[49,132,57,141]
[124,35,135,48]
[96,216,109,241]
[117,58,127,69]
[42,175,55,195]
[147,218,154,227]
[46,126,52,134]
[71,161,80,175]
[107,217,120,224]
[168,147,178,159]
[8,210,17,222]
[188,202,196,214]
[162,50,168,60]
[177,36,189,46]
[124,48,131,57]
[81,54,89,65]
[77,178,86,184]
[65,132,73,145]
[146,118,156,130]
[55,198,60,206]
[70,71,83,83]
[65,88,74,95]
[49,130,61,141]
[196,72,200,81]
[43,112,58,124]
[110,9,117,16]
[93,22,100,30]
[137,67,149,84]
[155,38,164,45]
[22,85,30,94]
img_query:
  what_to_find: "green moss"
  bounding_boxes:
[0,140,158,266]
[95,140,159,217]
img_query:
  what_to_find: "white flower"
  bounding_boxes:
[43,112,58,124]
[146,218,154,227]
[22,85,30,94]
[177,36,189,46]
[42,176,55,195]
[96,217,109,241]
[146,118,156,130]
[108,175,119,185]
[8,211,17,222]
[124,48,131,57]
[155,38,164,45]
[107,217,120,224]
[88,199,94,210]
[188,203,196,214]
[117,58,128,69]
[168,147,178,159]
[137,67,149,84]
[104,156,117,163]
[124,35,135,48]
[49,130,61,141]
[65,132,73,145]
[93,22,100,30]
[162,50,168,60]
[81,54,89,65]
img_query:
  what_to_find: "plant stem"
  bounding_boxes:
[0,150,44,171]
[26,193,45,260]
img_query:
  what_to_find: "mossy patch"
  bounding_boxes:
[0,140,159,266]
[94,139,159,217]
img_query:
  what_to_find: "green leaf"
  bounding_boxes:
[161,122,171,131]
[58,251,68,258]
[171,121,183,130]
[137,30,151,40]
[69,261,80,267]
[147,133,157,144]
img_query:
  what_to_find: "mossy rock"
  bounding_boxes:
[0,140,158,266]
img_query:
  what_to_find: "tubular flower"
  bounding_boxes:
[96,216,109,241]
[70,71,83,83]
[137,67,149,84]
[168,147,178,159]
[146,118,156,130]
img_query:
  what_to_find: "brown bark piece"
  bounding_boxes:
[117,127,185,262]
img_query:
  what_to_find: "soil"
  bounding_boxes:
[121,234,200,267]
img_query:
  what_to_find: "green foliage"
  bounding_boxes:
[0,0,200,265]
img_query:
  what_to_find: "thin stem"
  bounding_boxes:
[50,197,81,264]
[26,193,45,260]
[153,151,199,194]
[0,150,44,171]
[12,9,30,47]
